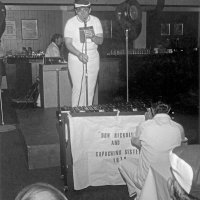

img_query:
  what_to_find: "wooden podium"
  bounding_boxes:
[39,64,71,108]
[39,64,98,108]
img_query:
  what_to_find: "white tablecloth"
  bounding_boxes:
[139,162,172,200]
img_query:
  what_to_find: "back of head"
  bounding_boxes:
[154,101,171,114]
[145,101,171,119]
[169,145,200,199]
[15,182,68,200]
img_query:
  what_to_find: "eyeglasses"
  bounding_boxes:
[75,7,90,13]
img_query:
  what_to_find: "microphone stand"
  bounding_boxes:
[125,28,129,102]
[56,69,61,111]
[84,21,88,106]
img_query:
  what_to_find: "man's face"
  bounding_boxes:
[75,6,91,22]
[55,37,63,47]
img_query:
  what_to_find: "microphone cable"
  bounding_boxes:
[77,37,86,107]
[77,20,88,107]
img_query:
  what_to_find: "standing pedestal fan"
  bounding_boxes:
[115,0,142,102]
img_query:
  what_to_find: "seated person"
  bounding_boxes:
[45,33,63,57]
[168,145,200,200]
[118,102,185,199]
[14,182,68,200]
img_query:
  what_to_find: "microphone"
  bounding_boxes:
[84,21,87,41]
[82,20,94,41]
[84,21,87,28]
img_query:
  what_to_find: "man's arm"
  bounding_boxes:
[64,37,88,63]
[131,125,142,150]
[91,33,103,45]
[180,125,185,141]
[179,124,187,145]
[131,136,142,150]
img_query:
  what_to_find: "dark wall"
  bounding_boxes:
[92,11,127,57]
[146,11,199,50]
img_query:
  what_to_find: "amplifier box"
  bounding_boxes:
[39,64,71,108]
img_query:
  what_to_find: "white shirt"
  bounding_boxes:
[45,42,60,57]
[133,113,183,188]
[64,15,103,53]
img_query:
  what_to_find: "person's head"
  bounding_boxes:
[168,145,200,200]
[51,33,63,47]
[153,102,171,115]
[74,0,91,22]
[15,182,68,200]
[146,101,171,119]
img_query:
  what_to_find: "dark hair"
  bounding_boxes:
[15,182,68,200]
[151,101,171,116]
[51,33,63,43]
[155,103,171,114]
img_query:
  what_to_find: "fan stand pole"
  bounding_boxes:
[0,89,4,125]
[56,69,61,111]
[125,29,129,102]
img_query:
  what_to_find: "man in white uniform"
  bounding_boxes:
[118,102,185,199]
[45,33,63,57]
[64,0,103,107]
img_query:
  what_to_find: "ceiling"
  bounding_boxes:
[1,0,200,6]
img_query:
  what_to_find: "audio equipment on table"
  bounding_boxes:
[43,57,67,65]
[6,55,44,64]
[61,100,151,116]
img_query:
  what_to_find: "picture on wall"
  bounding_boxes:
[161,23,170,35]
[22,19,38,40]
[174,23,183,35]
[3,20,16,39]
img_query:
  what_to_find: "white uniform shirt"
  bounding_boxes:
[45,42,60,57]
[135,113,183,187]
[64,15,103,54]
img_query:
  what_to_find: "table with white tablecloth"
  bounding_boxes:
[60,112,145,190]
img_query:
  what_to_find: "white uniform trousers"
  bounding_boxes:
[68,50,99,107]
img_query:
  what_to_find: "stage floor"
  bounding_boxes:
[1,89,198,200]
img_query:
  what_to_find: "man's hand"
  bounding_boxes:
[131,136,141,150]
[145,108,154,120]
[78,52,88,64]
[84,29,94,39]
[91,34,103,45]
